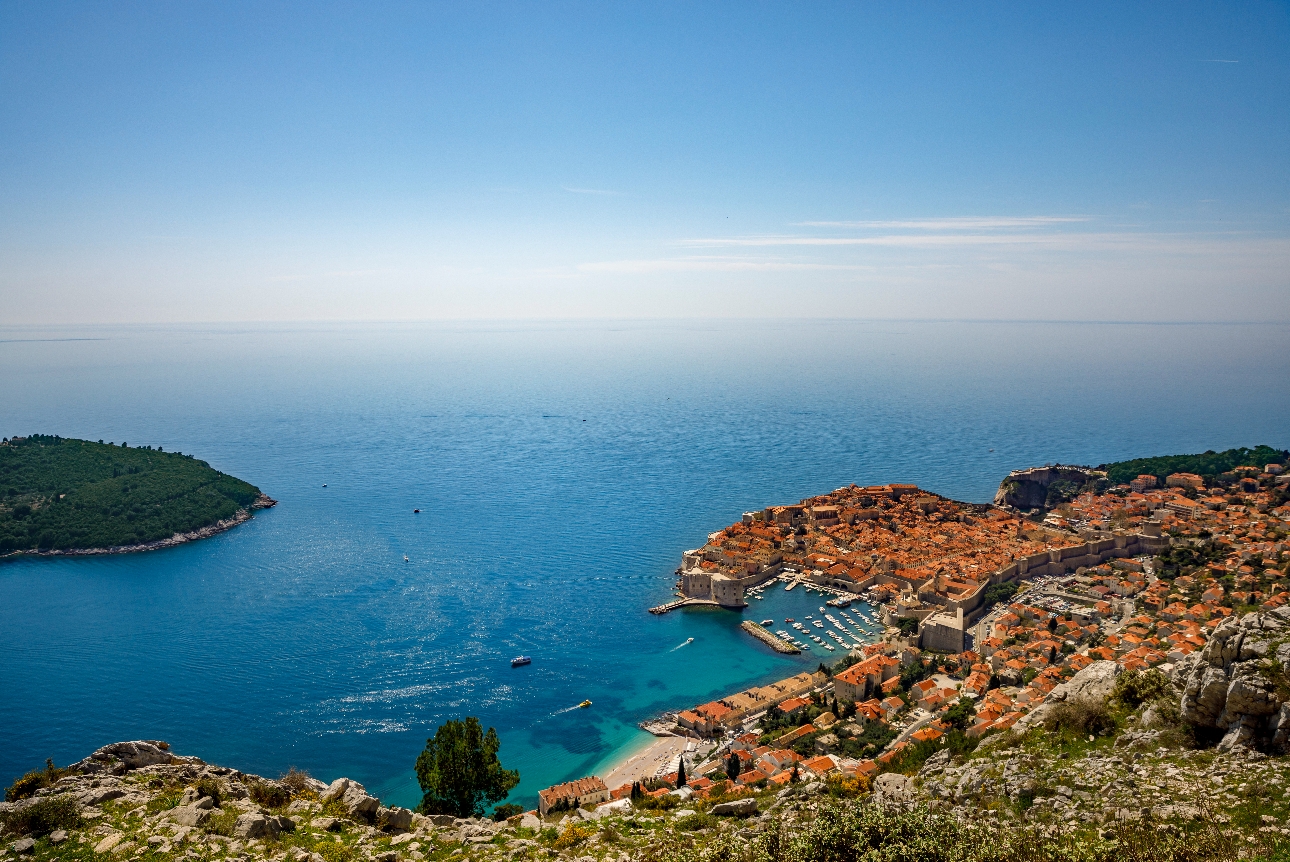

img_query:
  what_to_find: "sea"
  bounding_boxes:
[1,319,1287,809]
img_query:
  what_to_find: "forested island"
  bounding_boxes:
[0,435,274,556]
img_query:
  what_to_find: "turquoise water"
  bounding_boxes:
[1,320,1287,808]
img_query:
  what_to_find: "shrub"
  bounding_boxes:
[1113,669,1171,709]
[674,812,719,831]
[552,822,594,850]
[194,777,223,806]
[204,808,239,837]
[4,759,74,802]
[633,792,680,811]
[1045,697,1116,737]
[492,802,524,821]
[0,794,82,837]
[249,780,290,809]
[279,767,315,796]
[317,841,357,862]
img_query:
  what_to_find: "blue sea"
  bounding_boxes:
[2,319,1287,809]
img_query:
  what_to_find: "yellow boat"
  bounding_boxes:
[577,699,592,708]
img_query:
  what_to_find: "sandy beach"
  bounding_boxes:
[598,735,694,790]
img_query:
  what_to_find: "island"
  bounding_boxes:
[0,434,275,557]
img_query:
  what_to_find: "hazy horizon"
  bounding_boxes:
[2,2,1288,324]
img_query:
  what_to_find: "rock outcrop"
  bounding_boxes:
[1012,660,1122,734]
[1174,607,1290,751]
[994,466,1098,510]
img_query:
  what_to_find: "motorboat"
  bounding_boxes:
[761,619,774,626]
[511,656,531,667]
[577,699,592,709]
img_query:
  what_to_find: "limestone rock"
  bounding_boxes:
[94,833,124,853]
[72,740,174,774]
[79,787,127,806]
[1015,661,1121,732]
[171,804,212,827]
[379,806,415,831]
[10,838,35,855]
[233,812,275,839]
[710,798,757,816]
[519,813,541,830]
[312,816,340,831]
[340,781,380,821]
[320,778,350,803]
[428,813,457,827]
[49,830,68,845]
[873,773,915,807]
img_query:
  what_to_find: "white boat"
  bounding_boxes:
[824,644,835,651]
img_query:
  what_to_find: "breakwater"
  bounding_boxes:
[740,620,800,654]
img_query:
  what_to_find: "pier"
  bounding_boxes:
[649,597,721,615]
[739,620,801,654]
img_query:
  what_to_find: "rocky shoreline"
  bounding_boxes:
[2,494,277,560]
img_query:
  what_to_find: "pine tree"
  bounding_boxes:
[726,751,741,782]
[676,758,687,788]
[790,764,799,783]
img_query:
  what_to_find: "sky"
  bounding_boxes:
[1,2,1288,324]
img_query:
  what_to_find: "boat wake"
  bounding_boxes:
[670,637,695,651]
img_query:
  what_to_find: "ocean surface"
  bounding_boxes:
[1,319,1287,809]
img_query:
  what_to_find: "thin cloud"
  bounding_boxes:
[578,257,871,274]
[562,186,619,196]
[796,216,1090,230]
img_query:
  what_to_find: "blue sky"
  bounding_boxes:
[2,2,1287,323]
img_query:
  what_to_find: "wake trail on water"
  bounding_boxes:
[669,638,695,652]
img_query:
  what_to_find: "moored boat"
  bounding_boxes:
[511,656,531,667]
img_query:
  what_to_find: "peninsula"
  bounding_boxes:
[0,435,274,557]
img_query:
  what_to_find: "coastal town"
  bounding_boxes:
[538,453,1290,812]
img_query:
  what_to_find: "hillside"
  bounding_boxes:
[1100,445,1287,486]
[0,435,273,555]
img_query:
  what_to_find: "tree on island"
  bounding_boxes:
[415,717,519,818]
[676,758,687,788]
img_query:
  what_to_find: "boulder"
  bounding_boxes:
[233,812,276,839]
[379,806,415,831]
[339,782,380,821]
[519,813,541,830]
[72,741,174,774]
[78,787,127,806]
[49,830,68,845]
[873,773,915,807]
[428,813,457,827]
[1177,611,1290,751]
[93,833,124,854]
[320,778,350,803]
[170,805,212,827]
[1014,661,1121,732]
[710,798,757,817]
[312,816,340,832]
[10,838,35,855]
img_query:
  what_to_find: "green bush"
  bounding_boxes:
[0,794,83,837]
[1044,698,1116,738]
[3,759,74,802]
[1112,669,1171,709]
[279,767,316,797]
[249,780,290,809]
[194,777,223,806]
[492,802,524,821]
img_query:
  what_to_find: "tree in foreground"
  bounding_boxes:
[415,717,519,817]
[676,757,687,788]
